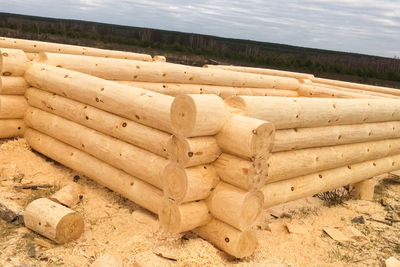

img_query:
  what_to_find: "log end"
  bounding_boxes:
[56,211,85,244]
[251,122,275,158]
[239,190,264,230]
[158,200,181,233]
[162,164,187,203]
[224,96,246,111]
[167,135,190,166]
[170,94,197,137]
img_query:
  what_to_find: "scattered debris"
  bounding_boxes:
[0,196,24,224]
[285,221,308,234]
[351,216,365,224]
[322,227,351,242]
[91,254,124,267]
[385,256,400,267]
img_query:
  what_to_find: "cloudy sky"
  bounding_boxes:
[2,0,400,58]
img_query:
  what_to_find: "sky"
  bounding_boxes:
[1,0,400,58]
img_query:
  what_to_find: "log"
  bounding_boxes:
[49,184,82,208]
[24,63,174,133]
[0,119,26,138]
[25,107,168,189]
[273,121,400,152]
[91,254,124,267]
[153,56,166,62]
[116,81,299,98]
[206,182,264,231]
[25,87,170,158]
[268,138,400,183]
[24,198,84,244]
[216,115,274,160]
[167,136,221,167]
[24,129,163,214]
[35,52,299,89]
[225,96,400,129]
[170,94,229,137]
[213,153,267,190]
[159,200,212,233]
[0,48,31,76]
[25,52,38,61]
[0,95,27,119]
[298,83,381,99]
[0,76,28,95]
[204,64,314,80]
[193,218,258,258]
[0,37,152,61]
[163,163,219,203]
[261,153,400,208]
[351,178,377,201]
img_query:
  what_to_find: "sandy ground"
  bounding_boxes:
[1,138,400,266]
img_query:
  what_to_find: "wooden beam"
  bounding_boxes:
[0,95,27,119]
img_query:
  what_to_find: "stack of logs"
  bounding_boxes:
[2,37,400,258]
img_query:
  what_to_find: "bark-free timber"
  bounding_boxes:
[25,87,170,158]
[273,121,400,152]
[351,178,377,201]
[25,107,168,189]
[213,153,267,190]
[298,83,381,99]
[193,218,258,258]
[163,163,219,203]
[0,95,27,119]
[159,200,212,233]
[35,52,299,89]
[24,129,163,214]
[0,48,31,76]
[226,96,400,129]
[216,115,274,160]
[262,153,400,208]
[167,136,221,167]
[170,94,229,137]
[0,37,152,61]
[24,63,174,133]
[207,182,264,231]
[268,138,400,183]
[0,76,28,95]
[49,184,82,208]
[24,198,84,244]
[153,56,166,62]
[0,119,26,138]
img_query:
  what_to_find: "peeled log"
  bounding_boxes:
[25,107,168,189]
[204,64,314,80]
[298,83,381,99]
[159,200,212,233]
[153,55,166,62]
[193,218,258,258]
[0,37,152,61]
[167,136,221,167]
[170,94,229,137]
[163,163,219,203]
[25,87,169,158]
[0,76,28,95]
[35,52,298,89]
[0,95,27,119]
[206,182,264,231]
[262,153,400,208]
[273,121,400,152]
[24,63,173,133]
[213,153,267,190]
[49,184,82,208]
[216,115,274,160]
[24,198,84,244]
[0,48,31,76]
[268,138,400,183]
[24,129,163,214]
[0,119,26,138]
[226,96,400,129]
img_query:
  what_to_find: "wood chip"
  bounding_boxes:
[34,238,55,249]
[385,256,400,267]
[323,227,351,242]
[285,222,308,234]
[266,222,289,234]
[341,226,367,240]
[134,252,173,267]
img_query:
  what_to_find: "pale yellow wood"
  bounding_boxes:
[351,178,377,201]
[204,64,314,80]
[193,218,258,258]
[261,153,400,208]
[91,254,124,267]
[298,83,381,99]
[0,37,152,61]
[24,198,84,244]
[24,129,163,214]
[133,252,172,267]
[162,163,219,203]
[49,184,82,208]
[153,55,166,62]
[159,200,212,233]
[25,52,38,61]
[0,119,26,138]
[25,107,168,189]
[167,136,221,167]
[170,94,230,137]
[24,63,174,133]
[273,121,400,152]
[0,76,28,95]
[213,153,267,190]
[0,48,31,76]
[206,182,264,231]
[226,96,400,130]
[25,87,170,158]
[0,95,27,119]
[216,115,274,160]
[268,138,400,183]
